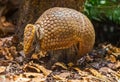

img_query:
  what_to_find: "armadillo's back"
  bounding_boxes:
[35,7,95,55]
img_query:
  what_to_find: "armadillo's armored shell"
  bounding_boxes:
[35,7,95,55]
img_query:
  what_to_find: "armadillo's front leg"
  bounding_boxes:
[34,24,47,58]
[34,41,47,58]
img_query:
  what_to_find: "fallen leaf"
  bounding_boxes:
[68,79,87,82]
[105,55,116,63]
[73,67,82,74]
[24,62,51,76]
[24,65,41,72]
[0,66,6,73]
[67,62,74,67]
[86,68,108,82]
[3,48,13,60]
[112,53,120,57]
[99,67,120,78]
[115,60,120,69]
[52,75,66,80]
[58,72,71,78]
[23,72,45,78]
[87,68,102,77]
[52,62,67,70]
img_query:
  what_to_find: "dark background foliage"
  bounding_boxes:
[84,0,120,46]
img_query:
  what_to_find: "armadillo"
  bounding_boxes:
[24,7,95,57]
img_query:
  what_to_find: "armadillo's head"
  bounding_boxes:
[24,24,44,56]
[23,24,36,55]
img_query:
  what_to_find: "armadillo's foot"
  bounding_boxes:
[31,50,47,59]
[38,50,47,58]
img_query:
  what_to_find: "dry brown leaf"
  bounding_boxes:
[68,79,87,82]
[11,72,46,82]
[67,62,74,67]
[73,67,81,71]
[9,46,18,57]
[35,64,51,76]
[53,62,67,70]
[85,70,110,82]
[14,75,31,82]
[108,60,120,69]
[111,46,120,53]
[73,67,83,74]
[105,44,120,56]
[99,67,120,78]
[52,75,66,81]
[23,72,46,82]
[115,60,120,69]
[24,72,45,78]
[110,72,120,81]
[0,46,18,60]
[3,48,13,60]
[31,77,46,82]
[23,61,41,72]
[0,66,6,73]
[0,37,12,44]
[99,67,114,73]
[16,73,46,82]
[58,72,71,78]
[105,55,116,63]
[68,77,91,82]
[87,68,107,80]
[112,53,120,57]
[73,67,88,77]
[0,60,12,66]
[24,65,41,72]
[24,62,51,76]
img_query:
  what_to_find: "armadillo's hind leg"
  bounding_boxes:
[73,43,85,64]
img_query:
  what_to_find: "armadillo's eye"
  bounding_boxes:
[24,24,35,55]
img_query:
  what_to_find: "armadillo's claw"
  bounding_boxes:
[31,50,47,59]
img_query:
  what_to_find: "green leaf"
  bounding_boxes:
[84,0,120,24]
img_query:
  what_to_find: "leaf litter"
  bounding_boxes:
[0,36,120,82]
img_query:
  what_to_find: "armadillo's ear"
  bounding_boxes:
[24,24,35,55]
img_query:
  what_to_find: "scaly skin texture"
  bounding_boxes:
[24,7,95,57]
[24,24,35,54]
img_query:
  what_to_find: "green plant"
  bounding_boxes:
[84,0,120,24]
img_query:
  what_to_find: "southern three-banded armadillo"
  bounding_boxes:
[24,7,95,57]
